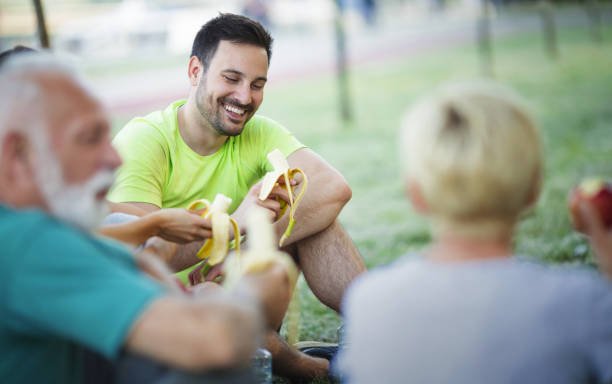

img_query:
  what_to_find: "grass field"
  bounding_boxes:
[254,22,612,382]
[97,17,612,382]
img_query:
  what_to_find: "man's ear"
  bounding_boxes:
[405,180,429,214]
[0,132,37,194]
[187,56,203,87]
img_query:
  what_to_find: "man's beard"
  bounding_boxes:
[32,137,114,231]
[195,82,253,137]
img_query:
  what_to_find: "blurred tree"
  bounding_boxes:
[538,0,559,60]
[585,0,603,43]
[32,0,50,48]
[477,0,494,77]
[334,0,353,123]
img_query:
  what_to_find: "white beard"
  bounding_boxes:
[32,136,114,231]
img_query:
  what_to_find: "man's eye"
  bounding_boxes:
[78,124,106,145]
[251,83,264,90]
[224,76,238,83]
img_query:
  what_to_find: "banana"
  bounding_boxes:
[223,207,300,344]
[187,193,241,266]
[258,149,308,247]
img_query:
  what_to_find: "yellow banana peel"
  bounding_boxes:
[258,149,308,247]
[187,194,241,266]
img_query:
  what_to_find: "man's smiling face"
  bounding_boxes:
[195,40,269,137]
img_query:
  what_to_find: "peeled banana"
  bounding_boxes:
[187,193,241,266]
[259,149,308,247]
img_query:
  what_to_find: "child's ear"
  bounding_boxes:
[524,170,541,210]
[405,180,429,214]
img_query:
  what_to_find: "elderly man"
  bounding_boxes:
[0,52,292,384]
[108,13,366,380]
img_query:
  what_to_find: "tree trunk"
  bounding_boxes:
[477,0,494,77]
[334,0,352,123]
[32,0,50,48]
[538,1,559,60]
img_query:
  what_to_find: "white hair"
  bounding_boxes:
[0,51,93,142]
[0,52,112,230]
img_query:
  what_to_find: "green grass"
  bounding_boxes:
[256,24,612,382]
[98,20,611,382]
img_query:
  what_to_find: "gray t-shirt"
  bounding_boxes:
[336,256,612,384]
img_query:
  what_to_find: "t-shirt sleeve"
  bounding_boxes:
[1,224,164,359]
[107,119,170,207]
[244,116,306,174]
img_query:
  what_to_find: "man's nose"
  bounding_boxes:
[102,142,122,170]
[234,84,252,106]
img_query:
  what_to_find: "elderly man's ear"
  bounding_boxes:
[0,132,39,202]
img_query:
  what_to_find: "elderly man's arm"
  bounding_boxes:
[124,263,292,371]
[125,295,260,371]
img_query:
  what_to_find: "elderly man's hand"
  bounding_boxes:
[235,262,293,330]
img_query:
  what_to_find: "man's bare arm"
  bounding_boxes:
[124,261,292,371]
[125,295,261,371]
[274,148,352,245]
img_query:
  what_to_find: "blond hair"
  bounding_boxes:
[400,82,542,238]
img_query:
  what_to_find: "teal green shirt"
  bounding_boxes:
[0,205,164,384]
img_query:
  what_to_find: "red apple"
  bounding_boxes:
[569,178,612,233]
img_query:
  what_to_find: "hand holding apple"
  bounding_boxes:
[568,178,612,233]
[570,189,612,280]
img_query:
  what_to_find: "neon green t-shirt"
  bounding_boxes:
[108,100,305,212]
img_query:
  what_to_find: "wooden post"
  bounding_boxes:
[585,0,603,43]
[477,0,494,77]
[538,1,559,60]
[334,0,353,123]
[32,0,50,48]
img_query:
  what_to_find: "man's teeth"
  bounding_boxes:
[224,104,245,115]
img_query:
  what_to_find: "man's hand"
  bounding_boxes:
[142,236,179,264]
[577,201,612,279]
[234,262,293,330]
[231,181,294,232]
[188,260,226,286]
[150,208,212,243]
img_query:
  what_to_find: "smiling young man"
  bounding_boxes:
[107,13,366,380]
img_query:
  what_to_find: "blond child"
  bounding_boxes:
[336,82,612,384]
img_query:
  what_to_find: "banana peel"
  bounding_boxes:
[258,149,308,247]
[187,194,241,266]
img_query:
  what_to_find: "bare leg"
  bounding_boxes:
[264,330,329,382]
[295,220,366,312]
